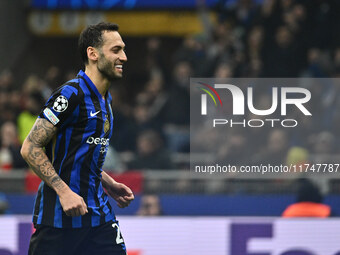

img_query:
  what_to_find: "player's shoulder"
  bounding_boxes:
[53,78,83,99]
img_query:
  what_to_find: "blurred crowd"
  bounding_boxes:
[0,0,339,172]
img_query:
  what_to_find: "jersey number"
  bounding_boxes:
[112,223,124,244]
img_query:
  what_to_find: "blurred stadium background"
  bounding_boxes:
[0,0,340,254]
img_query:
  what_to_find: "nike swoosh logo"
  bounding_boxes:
[90,110,101,117]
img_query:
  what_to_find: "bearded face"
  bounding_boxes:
[97,50,122,81]
[96,31,126,81]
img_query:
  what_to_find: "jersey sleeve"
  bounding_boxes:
[39,84,80,127]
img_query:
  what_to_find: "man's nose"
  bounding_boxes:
[119,51,127,62]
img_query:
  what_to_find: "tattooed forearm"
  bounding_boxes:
[39,160,55,176]
[50,175,65,190]
[21,118,67,194]
[25,156,65,189]
[27,146,45,164]
[27,118,56,147]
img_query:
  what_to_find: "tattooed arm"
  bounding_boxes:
[21,118,88,217]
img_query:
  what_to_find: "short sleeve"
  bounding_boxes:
[39,84,80,127]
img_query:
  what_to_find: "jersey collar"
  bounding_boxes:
[77,70,106,101]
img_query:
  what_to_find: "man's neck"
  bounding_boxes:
[84,66,110,98]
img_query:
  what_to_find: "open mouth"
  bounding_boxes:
[115,65,123,72]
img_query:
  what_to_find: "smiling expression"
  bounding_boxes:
[96,31,127,80]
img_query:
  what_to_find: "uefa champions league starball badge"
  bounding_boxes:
[53,95,68,112]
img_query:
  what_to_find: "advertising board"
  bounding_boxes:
[0,216,339,255]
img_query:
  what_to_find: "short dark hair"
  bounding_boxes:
[78,22,119,65]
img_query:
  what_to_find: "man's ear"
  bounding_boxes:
[87,46,98,62]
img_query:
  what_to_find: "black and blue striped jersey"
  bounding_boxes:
[33,70,115,228]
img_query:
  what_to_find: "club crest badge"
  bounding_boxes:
[104,119,110,133]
